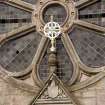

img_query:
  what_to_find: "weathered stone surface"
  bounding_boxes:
[0,76,105,105]
[73,77,105,105]
[0,77,34,105]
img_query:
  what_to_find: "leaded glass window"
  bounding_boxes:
[0,3,31,34]
[0,0,105,86]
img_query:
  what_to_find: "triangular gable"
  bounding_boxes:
[29,73,80,105]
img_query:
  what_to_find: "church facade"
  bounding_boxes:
[0,0,105,105]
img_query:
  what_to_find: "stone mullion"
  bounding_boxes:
[6,0,34,12]
[75,0,98,9]
[70,71,105,92]
[32,36,49,87]
[0,24,36,43]
[74,19,105,34]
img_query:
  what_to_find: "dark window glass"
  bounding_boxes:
[0,3,31,34]
[43,4,67,25]
[69,26,105,68]
[79,1,105,27]
[0,32,41,72]
[38,38,73,84]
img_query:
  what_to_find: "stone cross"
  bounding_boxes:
[44,15,61,51]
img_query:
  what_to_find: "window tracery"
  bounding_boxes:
[0,0,105,92]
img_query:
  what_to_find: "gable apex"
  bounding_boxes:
[29,73,80,105]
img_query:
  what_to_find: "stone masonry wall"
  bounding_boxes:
[0,76,105,105]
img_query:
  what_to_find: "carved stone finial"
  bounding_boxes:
[50,15,54,22]
[44,18,61,96]
[48,50,57,73]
